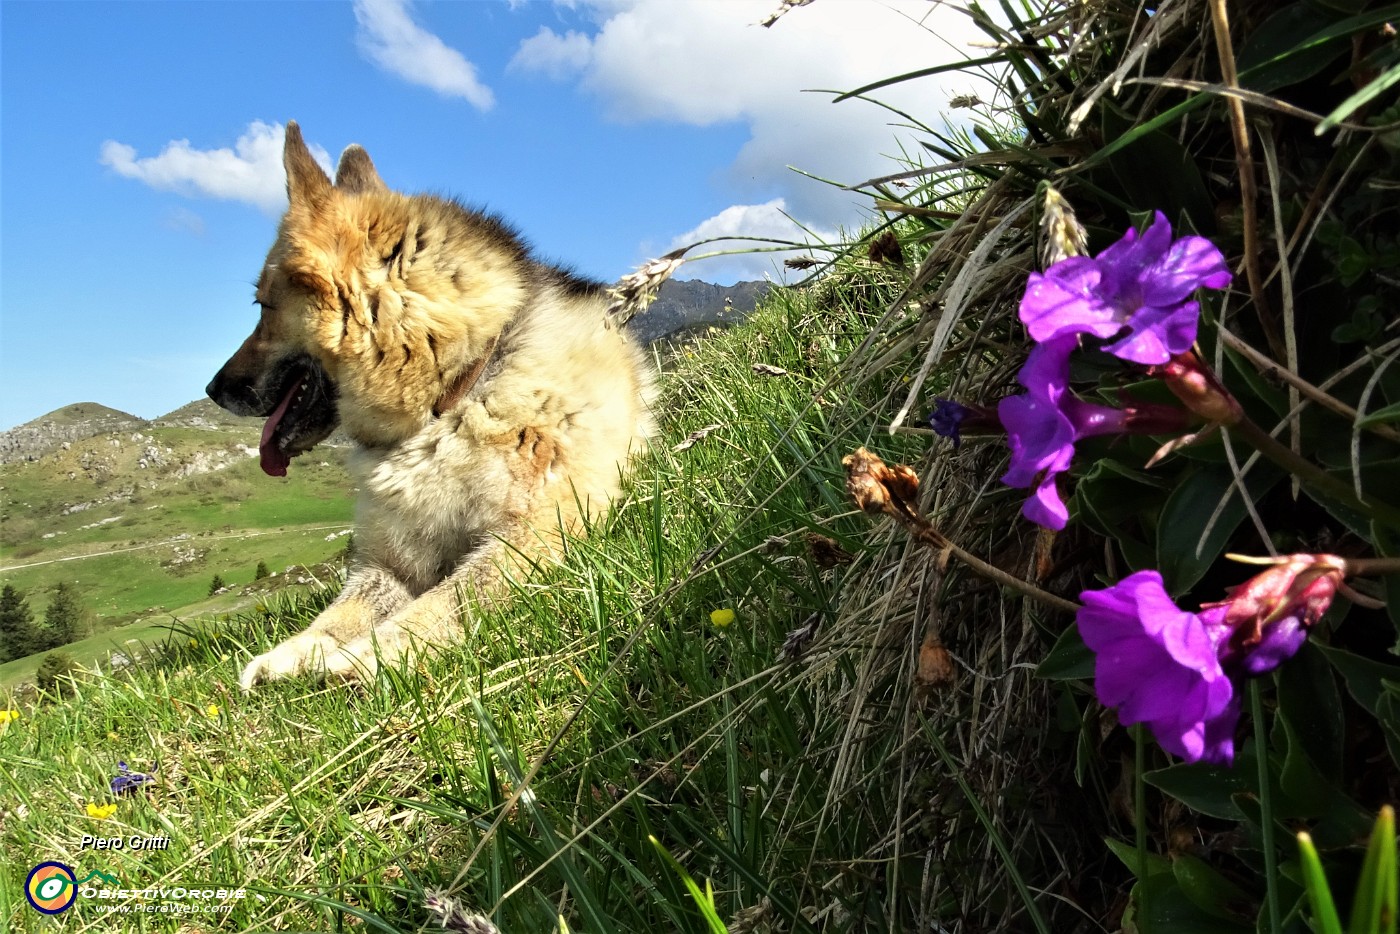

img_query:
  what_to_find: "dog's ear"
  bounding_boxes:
[283,121,332,208]
[335,145,385,193]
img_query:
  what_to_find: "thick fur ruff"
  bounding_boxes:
[207,123,655,689]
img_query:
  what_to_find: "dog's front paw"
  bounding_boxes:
[320,638,383,682]
[239,632,342,691]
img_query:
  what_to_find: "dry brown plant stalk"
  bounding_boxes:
[841,447,1079,613]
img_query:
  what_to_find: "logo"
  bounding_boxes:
[25,862,77,914]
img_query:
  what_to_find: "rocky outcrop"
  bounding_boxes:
[0,404,147,464]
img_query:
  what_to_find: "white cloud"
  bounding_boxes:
[354,0,494,110]
[669,198,839,282]
[509,0,986,268]
[509,27,593,79]
[99,121,334,214]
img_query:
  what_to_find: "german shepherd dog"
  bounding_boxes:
[207,123,654,690]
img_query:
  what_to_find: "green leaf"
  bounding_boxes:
[1071,458,1163,569]
[1130,872,1256,934]
[1104,836,1173,879]
[1297,832,1346,934]
[1349,807,1398,934]
[1155,465,1284,597]
[1319,62,1400,134]
[1237,2,1351,93]
[1146,755,1259,822]
[1278,643,1345,783]
[1358,401,1400,428]
[1100,109,1215,233]
[1172,853,1257,923]
[1036,622,1095,681]
[1313,644,1400,717]
[649,837,731,934]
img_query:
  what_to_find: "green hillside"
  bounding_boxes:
[0,416,354,682]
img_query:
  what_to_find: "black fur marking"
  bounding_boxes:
[386,237,404,269]
[415,231,428,257]
[402,344,412,369]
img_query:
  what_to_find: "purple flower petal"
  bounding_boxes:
[1018,210,1230,365]
[1077,571,1237,765]
[1141,235,1233,306]
[1020,260,1121,343]
[1023,475,1069,529]
[1233,614,1309,678]
[929,399,969,448]
[1106,301,1202,364]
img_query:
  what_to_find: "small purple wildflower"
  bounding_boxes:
[929,399,970,448]
[998,336,1138,530]
[110,761,157,797]
[1077,570,1238,765]
[1019,212,1231,365]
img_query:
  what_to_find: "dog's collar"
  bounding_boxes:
[433,334,500,417]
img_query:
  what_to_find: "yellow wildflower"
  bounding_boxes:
[85,802,117,820]
[710,608,736,628]
[205,704,220,719]
[0,709,19,725]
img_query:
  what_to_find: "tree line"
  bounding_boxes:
[0,582,84,662]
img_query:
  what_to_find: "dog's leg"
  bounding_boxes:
[239,564,411,690]
[322,518,568,681]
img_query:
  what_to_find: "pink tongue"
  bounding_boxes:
[259,379,301,477]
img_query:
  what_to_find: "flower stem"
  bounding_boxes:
[1345,556,1400,576]
[1230,416,1400,530]
[1252,680,1283,934]
[1135,726,1150,924]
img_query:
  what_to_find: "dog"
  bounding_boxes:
[207,122,654,690]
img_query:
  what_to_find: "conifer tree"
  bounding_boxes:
[0,584,37,662]
[39,582,83,651]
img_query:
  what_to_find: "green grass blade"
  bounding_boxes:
[1297,832,1346,934]
[1317,63,1400,135]
[466,691,614,933]
[649,835,731,934]
[1350,806,1397,934]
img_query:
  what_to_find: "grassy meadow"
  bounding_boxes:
[0,279,1002,932]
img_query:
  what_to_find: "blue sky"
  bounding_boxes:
[0,0,983,429]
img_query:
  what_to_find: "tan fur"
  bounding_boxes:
[212,123,654,689]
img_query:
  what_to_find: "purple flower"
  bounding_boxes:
[1078,571,1238,765]
[929,399,970,448]
[998,336,1134,529]
[929,399,1002,450]
[1019,212,1231,365]
[110,761,156,797]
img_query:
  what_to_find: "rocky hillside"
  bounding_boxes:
[625,278,771,344]
[0,403,151,464]
[151,398,264,431]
